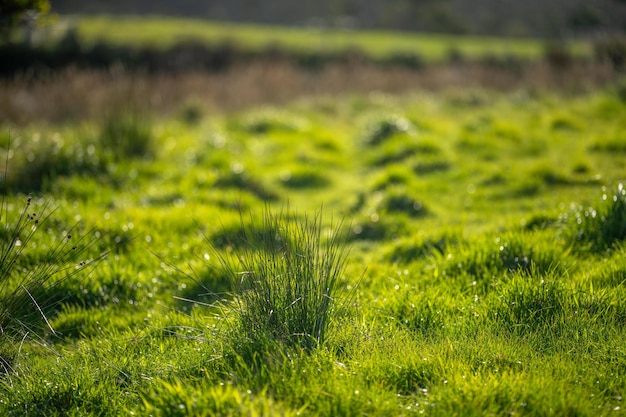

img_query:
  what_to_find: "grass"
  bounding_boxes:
[0,192,97,375]
[69,15,591,63]
[0,84,625,415]
[213,207,350,352]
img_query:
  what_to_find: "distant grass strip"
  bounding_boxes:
[71,15,590,62]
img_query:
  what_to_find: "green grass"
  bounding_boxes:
[69,15,591,62]
[0,85,625,415]
[213,207,349,352]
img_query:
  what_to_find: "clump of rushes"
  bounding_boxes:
[0,195,97,373]
[569,183,626,252]
[215,207,350,352]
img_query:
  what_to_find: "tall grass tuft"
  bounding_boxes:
[215,207,350,352]
[0,195,97,373]
[98,111,154,161]
[569,183,626,252]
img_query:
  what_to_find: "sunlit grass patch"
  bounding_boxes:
[139,379,295,417]
[346,213,409,242]
[589,137,626,154]
[490,270,567,335]
[214,168,279,201]
[586,246,626,288]
[1,87,626,415]
[436,231,570,294]
[383,230,461,264]
[278,166,331,189]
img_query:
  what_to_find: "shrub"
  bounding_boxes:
[214,208,350,352]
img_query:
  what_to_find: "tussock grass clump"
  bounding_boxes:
[346,215,408,242]
[98,112,154,161]
[361,115,414,146]
[589,138,626,153]
[491,271,566,335]
[238,111,304,135]
[214,170,279,201]
[587,248,626,288]
[438,231,568,293]
[368,140,420,166]
[370,166,412,191]
[527,163,574,186]
[216,208,350,352]
[384,231,459,264]
[412,157,451,175]
[0,132,103,193]
[279,167,331,189]
[0,196,96,372]
[378,187,430,218]
[567,183,626,252]
[387,291,449,336]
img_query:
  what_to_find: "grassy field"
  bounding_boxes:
[1,82,626,416]
[67,15,590,62]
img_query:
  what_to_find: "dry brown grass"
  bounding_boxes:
[0,59,618,125]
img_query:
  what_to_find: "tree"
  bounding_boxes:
[0,0,51,44]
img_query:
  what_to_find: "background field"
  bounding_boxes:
[71,15,584,62]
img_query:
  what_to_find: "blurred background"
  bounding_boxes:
[1,0,625,125]
[50,0,626,37]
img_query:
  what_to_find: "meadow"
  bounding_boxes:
[1,17,626,416]
[55,15,592,63]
